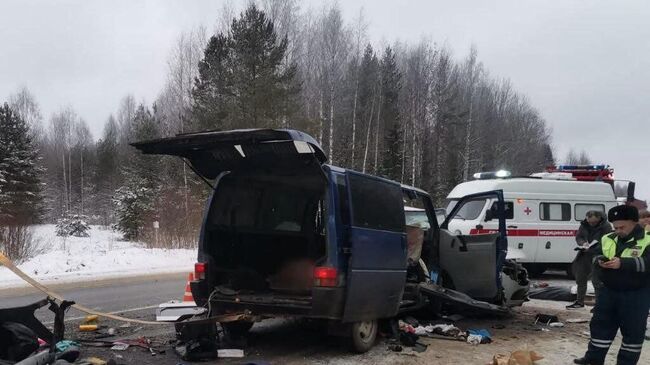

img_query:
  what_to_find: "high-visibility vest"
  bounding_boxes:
[601,231,650,259]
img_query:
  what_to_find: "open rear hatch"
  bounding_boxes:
[131,128,327,178]
[133,129,330,315]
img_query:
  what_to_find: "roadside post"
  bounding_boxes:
[153,221,159,247]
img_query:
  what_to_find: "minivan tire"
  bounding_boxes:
[222,320,254,338]
[350,320,378,353]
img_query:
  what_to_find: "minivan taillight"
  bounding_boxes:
[194,262,206,280]
[314,267,337,287]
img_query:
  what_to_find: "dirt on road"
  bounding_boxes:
[62,300,648,365]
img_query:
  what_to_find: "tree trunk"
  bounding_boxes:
[318,90,324,145]
[401,126,407,183]
[351,85,358,169]
[462,99,474,182]
[329,85,335,164]
[62,151,68,214]
[68,149,72,214]
[80,150,84,215]
[362,94,376,174]
[373,94,382,174]
[411,127,417,185]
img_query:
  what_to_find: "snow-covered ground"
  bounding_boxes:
[0,225,196,289]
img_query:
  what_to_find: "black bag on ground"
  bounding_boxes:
[0,322,39,362]
[528,286,576,302]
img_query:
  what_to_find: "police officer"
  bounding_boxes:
[574,205,650,365]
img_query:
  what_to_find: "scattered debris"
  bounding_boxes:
[110,343,129,351]
[533,314,559,325]
[429,324,465,339]
[548,322,564,328]
[55,340,80,352]
[156,301,207,322]
[566,318,589,324]
[79,315,100,332]
[528,286,575,302]
[467,329,492,344]
[491,350,544,365]
[467,334,483,345]
[400,332,419,347]
[218,349,245,358]
[388,344,403,352]
[77,356,108,365]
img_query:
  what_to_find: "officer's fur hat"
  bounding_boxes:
[608,205,639,222]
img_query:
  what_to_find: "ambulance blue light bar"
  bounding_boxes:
[473,170,512,180]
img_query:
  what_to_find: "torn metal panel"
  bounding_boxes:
[418,282,511,317]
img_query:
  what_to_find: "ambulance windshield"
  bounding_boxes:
[445,198,488,221]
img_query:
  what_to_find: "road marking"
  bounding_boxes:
[44,304,160,325]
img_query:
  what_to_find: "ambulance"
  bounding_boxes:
[445,165,635,277]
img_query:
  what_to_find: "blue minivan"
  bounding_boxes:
[133,129,528,352]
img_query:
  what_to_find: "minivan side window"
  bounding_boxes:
[540,202,571,221]
[490,201,514,220]
[575,204,605,221]
[348,174,404,232]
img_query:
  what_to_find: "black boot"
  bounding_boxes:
[566,301,585,309]
[573,357,603,365]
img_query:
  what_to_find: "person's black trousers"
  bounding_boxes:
[585,286,650,365]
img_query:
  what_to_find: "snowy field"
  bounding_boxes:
[0,225,196,289]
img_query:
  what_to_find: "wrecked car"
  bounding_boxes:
[133,129,529,353]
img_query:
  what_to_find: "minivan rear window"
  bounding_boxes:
[349,174,404,232]
[210,180,319,232]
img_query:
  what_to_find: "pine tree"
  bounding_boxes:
[93,116,121,225]
[379,47,403,181]
[113,105,161,240]
[0,103,44,225]
[192,4,300,130]
[357,44,380,173]
[192,34,232,130]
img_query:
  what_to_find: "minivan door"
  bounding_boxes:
[439,191,508,301]
[341,172,408,322]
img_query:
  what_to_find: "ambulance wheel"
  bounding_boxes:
[222,320,254,338]
[350,320,378,353]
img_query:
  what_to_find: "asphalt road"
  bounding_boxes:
[0,273,188,323]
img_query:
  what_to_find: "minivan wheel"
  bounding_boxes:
[350,320,378,353]
[222,320,254,338]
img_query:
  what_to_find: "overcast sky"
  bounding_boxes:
[1,0,648,200]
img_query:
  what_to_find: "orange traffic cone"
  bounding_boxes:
[183,272,195,303]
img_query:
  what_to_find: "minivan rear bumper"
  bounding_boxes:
[191,281,345,320]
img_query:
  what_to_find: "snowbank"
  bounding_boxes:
[0,225,196,289]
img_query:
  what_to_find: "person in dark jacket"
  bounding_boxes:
[566,210,613,309]
[574,205,650,365]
